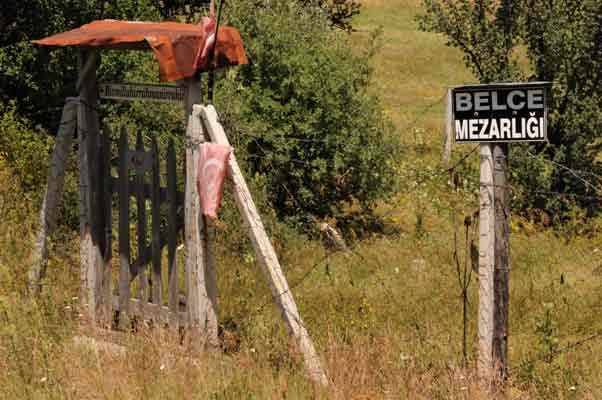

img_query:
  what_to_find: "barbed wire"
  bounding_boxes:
[511,330,602,373]
[35,88,602,382]
[524,150,602,193]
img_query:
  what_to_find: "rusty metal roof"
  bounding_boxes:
[32,20,247,82]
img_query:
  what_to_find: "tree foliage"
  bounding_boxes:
[301,0,361,32]
[217,0,401,233]
[0,0,398,235]
[420,0,602,220]
[0,0,160,128]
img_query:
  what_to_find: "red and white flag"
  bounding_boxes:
[196,143,232,218]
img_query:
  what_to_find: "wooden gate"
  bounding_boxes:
[100,127,187,327]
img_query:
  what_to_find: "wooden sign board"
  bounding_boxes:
[452,82,551,143]
[99,83,186,103]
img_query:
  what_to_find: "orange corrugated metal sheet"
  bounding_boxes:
[32,20,248,82]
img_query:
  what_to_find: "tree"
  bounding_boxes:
[301,0,361,32]
[1,0,399,236]
[420,0,602,221]
[217,0,401,234]
[0,0,160,129]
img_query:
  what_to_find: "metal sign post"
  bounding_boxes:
[451,82,551,386]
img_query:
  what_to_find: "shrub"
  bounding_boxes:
[217,0,403,234]
[0,102,52,194]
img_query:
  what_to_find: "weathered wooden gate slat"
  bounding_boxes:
[167,139,179,325]
[151,136,163,305]
[101,132,113,321]
[135,131,149,306]
[118,126,131,325]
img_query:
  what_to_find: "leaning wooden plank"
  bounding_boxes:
[118,126,131,327]
[167,139,179,326]
[77,49,103,321]
[199,105,328,386]
[151,136,163,305]
[183,78,218,343]
[112,296,188,327]
[29,97,78,294]
[135,132,149,304]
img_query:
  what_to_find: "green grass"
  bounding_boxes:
[353,0,474,137]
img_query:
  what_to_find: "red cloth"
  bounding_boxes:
[194,17,217,70]
[196,143,232,218]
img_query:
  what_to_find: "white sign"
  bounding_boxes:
[452,82,551,143]
[99,83,186,103]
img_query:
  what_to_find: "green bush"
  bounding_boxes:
[217,0,403,235]
[0,102,52,194]
[1,0,401,238]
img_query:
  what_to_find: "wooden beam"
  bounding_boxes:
[492,144,509,382]
[77,49,103,322]
[112,296,188,326]
[183,77,218,343]
[478,143,510,388]
[29,97,78,294]
[478,143,496,383]
[199,105,329,387]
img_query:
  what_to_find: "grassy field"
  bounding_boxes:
[2,1,602,399]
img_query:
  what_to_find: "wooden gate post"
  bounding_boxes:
[77,49,104,323]
[183,77,218,343]
[478,143,509,386]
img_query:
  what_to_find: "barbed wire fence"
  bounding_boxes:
[32,90,602,376]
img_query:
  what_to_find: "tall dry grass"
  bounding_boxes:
[2,1,602,398]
